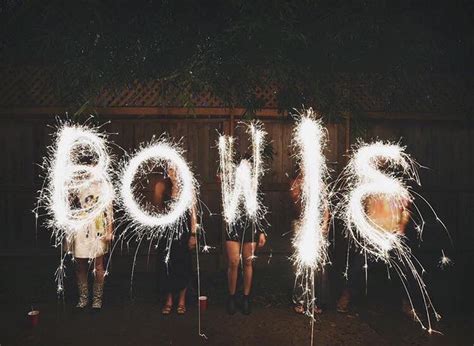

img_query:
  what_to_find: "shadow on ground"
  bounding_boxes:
[1,254,472,345]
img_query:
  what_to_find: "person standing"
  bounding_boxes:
[68,181,114,311]
[336,194,412,316]
[153,167,197,315]
[225,217,266,315]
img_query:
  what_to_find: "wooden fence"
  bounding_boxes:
[0,112,348,257]
[0,112,471,270]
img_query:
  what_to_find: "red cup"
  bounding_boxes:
[198,296,208,312]
[28,310,40,327]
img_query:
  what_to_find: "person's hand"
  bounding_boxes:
[101,233,114,242]
[257,233,266,248]
[322,225,330,236]
[188,234,197,250]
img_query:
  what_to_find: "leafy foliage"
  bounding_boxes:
[1,0,472,117]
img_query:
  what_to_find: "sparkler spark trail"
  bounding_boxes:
[119,139,196,233]
[116,137,207,338]
[291,109,330,345]
[37,121,115,292]
[439,249,452,269]
[116,137,201,268]
[339,141,442,333]
[218,122,266,233]
[345,142,414,259]
[292,113,330,270]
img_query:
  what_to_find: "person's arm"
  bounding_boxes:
[321,206,330,236]
[289,177,302,216]
[398,199,411,235]
[103,204,114,242]
[188,202,198,249]
[257,226,266,248]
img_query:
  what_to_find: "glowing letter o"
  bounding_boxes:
[120,143,195,229]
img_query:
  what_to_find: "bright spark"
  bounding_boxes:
[290,109,330,345]
[344,142,414,259]
[439,250,452,269]
[119,139,196,232]
[37,120,114,292]
[44,123,114,238]
[291,111,329,270]
[339,140,443,332]
[218,121,267,229]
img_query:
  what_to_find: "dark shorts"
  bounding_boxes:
[225,222,260,243]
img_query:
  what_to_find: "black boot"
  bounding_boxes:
[226,295,237,315]
[242,295,251,315]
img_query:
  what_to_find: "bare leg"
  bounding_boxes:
[242,242,256,295]
[242,242,256,315]
[177,288,187,314]
[178,288,186,306]
[92,256,105,309]
[225,241,240,314]
[226,241,241,295]
[76,258,88,284]
[75,258,89,308]
[165,293,173,306]
[93,256,105,284]
[162,293,173,315]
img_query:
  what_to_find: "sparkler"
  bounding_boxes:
[37,121,114,292]
[292,112,330,270]
[118,137,198,244]
[117,137,207,338]
[344,142,415,259]
[218,122,266,232]
[291,109,330,345]
[339,141,442,333]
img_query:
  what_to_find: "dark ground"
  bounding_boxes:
[1,254,472,346]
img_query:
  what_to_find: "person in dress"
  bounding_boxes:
[153,167,197,315]
[225,213,266,315]
[68,181,114,311]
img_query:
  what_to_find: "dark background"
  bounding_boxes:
[0,114,471,318]
[0,1,473,345]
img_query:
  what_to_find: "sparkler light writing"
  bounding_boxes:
[291,110,330,345]
[344,142,415,259]
[117,137,206,339]
[37,122,115,292]
[36,118,450,337]
[119,138,198,241]
[50,125,115,233]
[340,141,442,333]
[218,122,266,230]
[292,111,330,271]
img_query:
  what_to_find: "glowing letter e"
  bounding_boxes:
[345,142,412,258]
